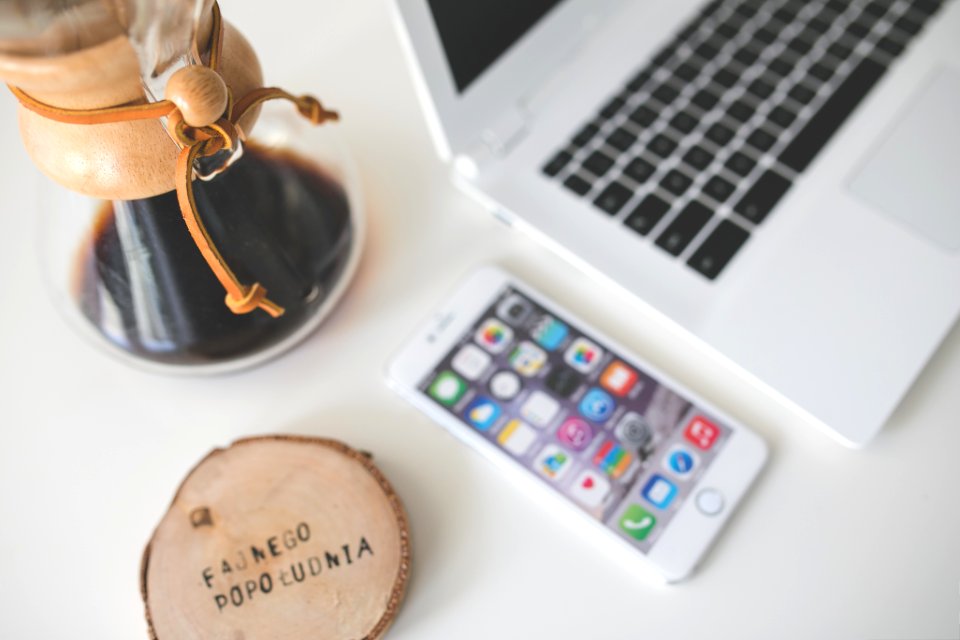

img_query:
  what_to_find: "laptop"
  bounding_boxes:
[390,0,960,447]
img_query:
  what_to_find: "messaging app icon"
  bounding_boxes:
[428,371,467,406]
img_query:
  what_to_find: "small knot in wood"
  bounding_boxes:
[190,507,214,528]
[165,65,229,128]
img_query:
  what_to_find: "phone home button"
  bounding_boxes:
[696,488,724,516]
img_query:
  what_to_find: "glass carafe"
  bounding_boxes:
[0,0,362,374]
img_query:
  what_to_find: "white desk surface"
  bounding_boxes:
[1,2,958,638]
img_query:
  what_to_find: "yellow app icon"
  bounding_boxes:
[509,341,547,377]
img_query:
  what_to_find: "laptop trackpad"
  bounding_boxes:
[849,67,960,252]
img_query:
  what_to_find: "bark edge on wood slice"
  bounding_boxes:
[140,435,411,640]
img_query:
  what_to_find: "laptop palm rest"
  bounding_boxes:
[849,66,960,253]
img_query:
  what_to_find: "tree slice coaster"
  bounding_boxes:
[141,435,411,640]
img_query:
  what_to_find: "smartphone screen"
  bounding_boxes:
[416,285,732,553]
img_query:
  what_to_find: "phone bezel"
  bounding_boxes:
[386,265,768,582]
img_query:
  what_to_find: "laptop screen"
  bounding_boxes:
[427,0,563,93]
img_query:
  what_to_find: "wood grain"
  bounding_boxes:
[141,435,411,640]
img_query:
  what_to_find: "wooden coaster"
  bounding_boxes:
[141,435,411,639]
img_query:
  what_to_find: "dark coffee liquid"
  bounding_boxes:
[75,144,354,366]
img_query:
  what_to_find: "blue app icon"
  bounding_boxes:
[663,444,699,479]
[465,396,501,431]
[578,387,616,423]
[531,314,569,351]
[668,449,695,475]
[642,474,678,509]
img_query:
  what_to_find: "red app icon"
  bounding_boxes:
[600,361,639,397]
[684,416,720,450]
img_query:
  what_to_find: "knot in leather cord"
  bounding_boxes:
[226,282,281,316]
[295,95,340,125]
[169,109,241,157]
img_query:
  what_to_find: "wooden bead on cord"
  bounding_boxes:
[165,64,229,127]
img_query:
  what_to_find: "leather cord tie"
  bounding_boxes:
[7,2,339,318]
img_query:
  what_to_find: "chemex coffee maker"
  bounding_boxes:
[0,0,363,373]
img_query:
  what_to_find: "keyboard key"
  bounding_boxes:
[808,62,834,83]
[892,15,922,37]
[674,62,701,82]
[706,122,735,146]
[677,21,699,42]
[772,5,799,23]
[727,99,755,123]
[692,88,721,111]
[607,127,638,151]
[627,70,652,92]
[701,0,723,18]
[913,0,943,16]
[563,174,592,196]
[780,57,887,172]
[734,169,791,223]
[788,83,817,105]
[733,47,760,67]
[583,150,615,177]
[734,3,758,18]
[573,123,600,148]
[594,181,634,215]
[713,67,740,89]
[648,133,678,158]
[624,195,670,236]
[825,0,849,14]
[703,174,736,202]
[600,96,626,119]
[623,156,656,184]
[716,20,740,40]
[747,77,776,100]
[652,46,675,68]
[846,21,870,39]
[670,111,698,135]
[827,41,853,61]
[786,35,813,56]
[662,169,693,196]
[863,1,888,18]
[688,219,750,279]
[629,104,658,127]
[725,150,756,177]
[855,9,881,29]
[753,27,777,45]
[768,105,797,129]
[655,201,713,256]
[695,40,720,60]
[652,83,681,105]
[875,36,905,58]
[746,127,777,152]
[806,16,831,35]
[543,150,572,177]
[683,146,714,171]
[768,56,794,78]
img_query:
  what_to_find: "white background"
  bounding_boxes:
[0,1,958,638]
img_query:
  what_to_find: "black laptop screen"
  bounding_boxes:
[427,0,563,93]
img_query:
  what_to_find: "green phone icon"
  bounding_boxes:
[428,371,467,406]
[619,504,656,541]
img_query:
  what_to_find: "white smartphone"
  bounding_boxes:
[387,266,768,582]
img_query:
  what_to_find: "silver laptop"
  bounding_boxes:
[390,0,960,447]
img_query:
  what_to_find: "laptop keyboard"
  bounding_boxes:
[541,0,944,280]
